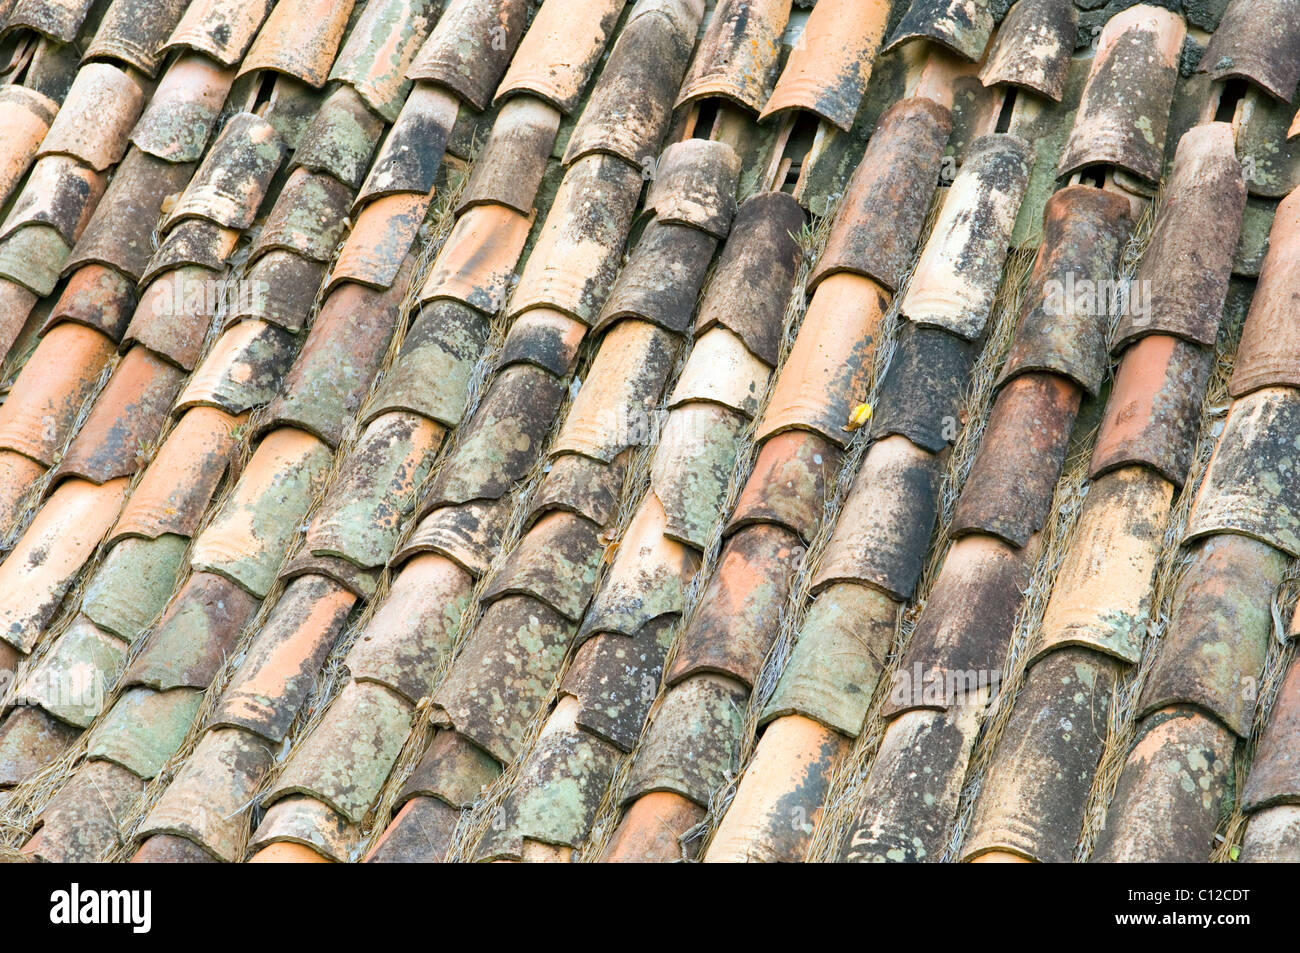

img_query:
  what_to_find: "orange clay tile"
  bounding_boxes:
[248,842,332,863]
[0,451,46,536]
[110,406,246,543]
[326,191,432,294]
[0,281,40,357]
[131,833,219,864]
[677,0,789,113]
[755,272,887,448]
[0,85,56,208]
[760,0,890,130]
[418,203,533,314]
[329,0,440,122]
[407,0,532,112]
[458,97,562,216]
[0,322,115,466]
[601,791,705,863]
[37,62,144,171]
[44,264,137,342]
[0,477,128,654]
[3,0,94,43]
[1035,466,1172,665]
[494,0,625,115]
[164,0,277,67]
[51,345,187,487]
[705,714,847,863]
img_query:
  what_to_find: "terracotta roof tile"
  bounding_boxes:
[251,168,354,263]
[161,112,284,235]
[23,760,143,861]
[3,0,95,43]
[901,133,1031,340]
[79,534,188,642]
[808,97,953,293]
[292,84,387,189]
[0,84,57,208]
[1,155,106,247]
[407,0,532,111]
[1114,121,1244,351]
[677,0,789,113]
[1057,4,1184,183]
[1199,0,1300,103]
[130,54,237,163]
[355,85,459,205]
[726,429,842,541]
[1090,706,1235,862]
[0,706,79,787]
[82,0,189,76]
[980,0,1077,102]
[884,0,996,63]
[563,0,704,166]
[1236,87,1300,198]
[1241,652,1300,812]
[328,0,440,122]
[494,0,625,115]
[163,0,275,67]
[458,97,562,214]
[871,321,979,454]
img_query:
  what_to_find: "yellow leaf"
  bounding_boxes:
[845,401,873,431]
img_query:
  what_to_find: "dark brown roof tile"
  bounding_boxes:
[230,251,327,334]
[355,85,459,206]
[0,155,106,246]
[1229,192,1300,396]
[563,616,675,750]
[162,112,284,234]
[726,429,842,542]
[812,436,940,601]
[82,0,189,76]
[1115,122,1244,351]
[139,219,239,286]
[176,319,299,417]
[883,0,995,62]
[667,524,803,688]
[508,155,644,324]
[979,0,1076,102]
[809,96,953,293]
[593,221,718,337]
[4,0,94,43]
[533,451,627,527]
[408,0,531,111]
[265,262,413,446]
[0,705,80,787]
[458,97,562,215]
[396,728,500,814]
[479,511,603,620]
[872,321,979,454]
[495,0,625,115]
[1236,88,1300,199]
[997,185,1134,395]
[564,0,704,166]
[44,264,136,341]
[498,307,587,375]
[64,148,196,284]
[676,0,789,113]
[644,139,739,238]
[162,0,274,65]
[840,697,987,862]
[433,595,576,763]
[692,190,804,363]
[1199,0,1300,103]
[1057,4,1185,183]
[1091,335,1214,487]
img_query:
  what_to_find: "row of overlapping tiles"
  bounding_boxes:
[0,0,1295,863]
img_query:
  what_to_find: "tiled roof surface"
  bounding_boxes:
[0,0,1296,865]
